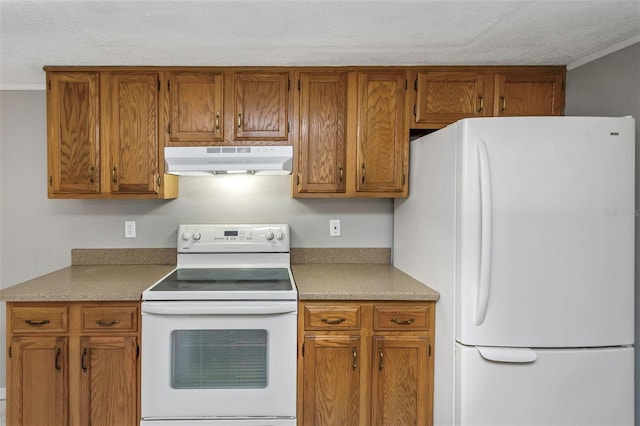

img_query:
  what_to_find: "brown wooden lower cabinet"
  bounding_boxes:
[298,301,435,426]
[6,302,140,426]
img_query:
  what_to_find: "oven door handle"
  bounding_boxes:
[141,301,297,316]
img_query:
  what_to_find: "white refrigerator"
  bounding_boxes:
[393,116,635,426]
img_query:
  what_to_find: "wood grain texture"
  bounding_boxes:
[109,72,159,194]
[47,72,100,196]
[8,336,69,426]
[494,71,565,116]
[297,72,347,193]
[414,71,490,128]
[303,335,361,426]
[169,72,224,143]
[234,71,289,140]
[80,336,137,426]
[356,71,407,193]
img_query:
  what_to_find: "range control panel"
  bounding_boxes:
[177,224,290,253]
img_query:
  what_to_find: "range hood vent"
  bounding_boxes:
[165,146,293,175]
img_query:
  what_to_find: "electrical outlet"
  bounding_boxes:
[124,221,136,238]
[329,219,341,237]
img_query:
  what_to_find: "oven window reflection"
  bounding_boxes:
[171,329,267,389]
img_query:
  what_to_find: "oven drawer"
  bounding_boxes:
[373,304,431,331]
[304,304,361,330]
[81,305,138,332]
[11,305,69,333]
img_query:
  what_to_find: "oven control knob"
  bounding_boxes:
[192,232,201,241]
[181,232,191,241]
[275,230,285,241]
[265,230,275,241]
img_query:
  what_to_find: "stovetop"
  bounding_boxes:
[142,224,297,301]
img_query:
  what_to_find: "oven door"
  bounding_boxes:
[141,300,297,421]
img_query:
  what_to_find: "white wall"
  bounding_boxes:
[565,42,640,425]
[0,90,394,387]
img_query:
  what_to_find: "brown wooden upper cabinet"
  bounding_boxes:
[412,71,492,129]
[411,67,565,129]
[234,71,291,142]
[165,71,225,144]
[295,71,348,194]
[356,70,408,195]
[164,70,291,146]
[47,72,100,196]
[494,70,565,116]
[46,69,177,199]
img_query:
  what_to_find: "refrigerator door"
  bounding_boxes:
[455,343,634,426]
[456,117,635,347]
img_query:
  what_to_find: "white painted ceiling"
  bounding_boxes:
[1,0,639,89]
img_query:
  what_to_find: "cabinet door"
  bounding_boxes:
[296,72,348,194]
[234,71,290,140]
[372,335,431,426]
[302,335,361,426]
[47,72,100,196]
[167,72,224,144]
[106,72,160,195]
[356,71,408,193]
[413,71,491,128]
[79,336,138,426]
[8,336,68,426]
[494,71,565,116]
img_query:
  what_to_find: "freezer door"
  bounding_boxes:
[455,343,634,426]
[456,117,635,347]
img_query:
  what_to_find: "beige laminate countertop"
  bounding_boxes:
[292,264,439,301]
[0,265,176,302]
[0,247,439,302]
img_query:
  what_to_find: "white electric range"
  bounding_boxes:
[141,224,297,426]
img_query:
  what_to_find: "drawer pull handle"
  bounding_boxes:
[81,348,88,372]
[378,347,384,370]
[25,319,50,326]
[55,348,61,371]
[391,318,414,325]
[96,319,120,327]
[352,347,357,369]
[321,317,345,325]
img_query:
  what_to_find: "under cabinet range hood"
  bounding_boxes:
[164,146,293,175]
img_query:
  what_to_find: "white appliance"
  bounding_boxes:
[165,146,293,175]
[141,224,297,426]
[393,117,635,426]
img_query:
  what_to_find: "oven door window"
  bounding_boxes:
[172,329,267,389]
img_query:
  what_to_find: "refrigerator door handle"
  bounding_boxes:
[476,139,492,326]
[476,346,538,363]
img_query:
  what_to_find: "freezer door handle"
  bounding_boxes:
[476,139,492,326]
[476,346,537,363]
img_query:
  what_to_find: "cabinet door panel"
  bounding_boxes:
[303,335,360,426]
[107,72,160,194]
[357,71,407,193]
[296,72,347,193]
[372,335,431,426]
[494,71,565,116]
[9,336,68,426]
[168,72,224,143]
[80,336,138,426]
[234,71,290,140]
[414,71,490,128]
[47,72,100,196]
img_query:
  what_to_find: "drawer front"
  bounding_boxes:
[373,305,431,331]
[81,305,138,332]
[11,305,69,333]
[304,304,361,330]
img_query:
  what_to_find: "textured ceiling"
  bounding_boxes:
[1,0,639,89]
